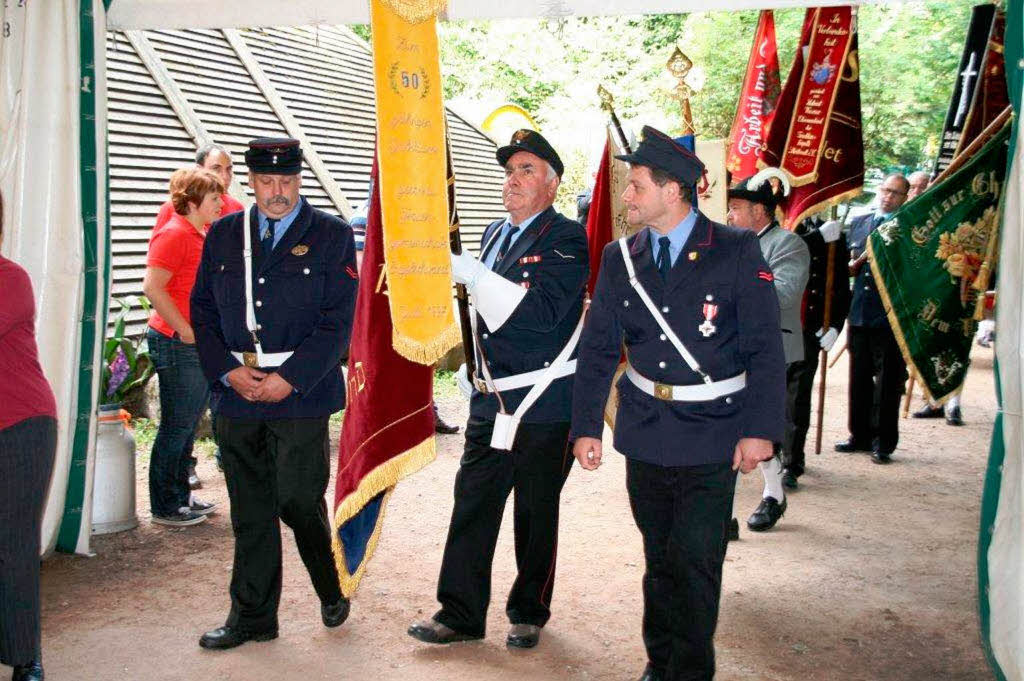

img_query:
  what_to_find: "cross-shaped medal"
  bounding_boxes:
[699,319,717,337]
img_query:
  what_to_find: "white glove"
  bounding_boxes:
[450,251,486,287]
[456,363,473,399]
[819,220,842,244]
[816,327,839,352]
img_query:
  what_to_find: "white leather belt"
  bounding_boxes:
[473,360,577,395]
[625,363,746,402]
[230,350,294,368]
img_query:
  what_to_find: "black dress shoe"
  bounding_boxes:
[12,660,44,681]
[834,439,872,453]
[322,597,350,627]
[782,469,799,489]
[945,405,964,426]
[199,625,278,650]
[912,404,944,419]
[407,618,483,644]
[727,517,740,542]
[747,496,786,531]
[506,623,540,648]
[434,416,461,434]
[637,664,665,681]
[871,450,892,464]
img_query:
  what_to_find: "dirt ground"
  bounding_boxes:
[36,343,997,681]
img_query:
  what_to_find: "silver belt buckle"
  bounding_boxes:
[653,382,673,401]
[242,352,259,367]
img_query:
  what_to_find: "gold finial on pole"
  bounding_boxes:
[597,84,614,112]
[666,47,696,136]
[597,84,633,154]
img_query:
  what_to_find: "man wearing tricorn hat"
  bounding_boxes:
[726,170,809,532]
[408,129,588,650]
[190,138,357,650]
[571,126,785,681]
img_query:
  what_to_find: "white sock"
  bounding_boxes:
[761,457,785,501]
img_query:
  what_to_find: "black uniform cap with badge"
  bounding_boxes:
[726,167,791,210]
[496,129,564,178]
[245,137,303,175]
[615,125,706,188]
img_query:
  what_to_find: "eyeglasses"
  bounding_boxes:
[879,188,907,197]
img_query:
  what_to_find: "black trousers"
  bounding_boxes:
[847,325,908,453]
[0,416,56,667]
[434,417,573,636]
[626,458,736,681]
[782,331,821,477]
[215,415,342,632]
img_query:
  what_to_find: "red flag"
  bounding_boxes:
[726,10,781,181]
[763,7,864,228]
[332,154,435,597]
[586,138,615,296]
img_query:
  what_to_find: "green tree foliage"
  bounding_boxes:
[431,2,974,203]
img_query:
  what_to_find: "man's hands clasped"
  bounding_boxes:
[226,366,294,403]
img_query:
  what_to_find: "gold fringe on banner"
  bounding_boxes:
[378,0,448,23]
[392,321,462,366]
[332,420,437,597]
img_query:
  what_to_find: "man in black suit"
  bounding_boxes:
[408,130,588,650]
[835,173,910,463]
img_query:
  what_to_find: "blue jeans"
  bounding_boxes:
[147,329,210,516]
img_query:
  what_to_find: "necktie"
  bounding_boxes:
[495,225,520,265]
[261,218,278,262]
[656,236,672,281]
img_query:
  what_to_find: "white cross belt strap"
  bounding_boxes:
[625,363,746,402]
[235,207,294,369]
[618,237,713,385]
[472,306,586,451]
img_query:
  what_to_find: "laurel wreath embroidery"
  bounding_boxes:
[934,207,996,284]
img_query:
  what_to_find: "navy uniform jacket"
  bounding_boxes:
[571,213,786,467]
[470,205,588,424]
[795,221,851,335]
[847,213,887,328]
[191,199,357,419]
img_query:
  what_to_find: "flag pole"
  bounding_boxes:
[597,85,633,155]
[444,128,475,380]
[814,203,850,455]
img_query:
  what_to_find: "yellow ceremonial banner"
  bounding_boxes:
[371,0,459,364]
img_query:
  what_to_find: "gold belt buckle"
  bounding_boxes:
[474,378,490,394]
[242,352,259,367]
[654,382,673,401]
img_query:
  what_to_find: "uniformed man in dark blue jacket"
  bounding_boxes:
[835,173,909,464]
[408,130,588,651]
[571,126,786,681]
[190,138,357,650]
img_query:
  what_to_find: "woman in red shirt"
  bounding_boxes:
[143,169,225,527]
[0,190,56,681]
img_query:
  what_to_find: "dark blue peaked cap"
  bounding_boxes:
[615,125,705,186]
[245,137,302,175]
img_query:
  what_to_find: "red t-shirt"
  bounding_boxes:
[0,256,57,431]
[152,193,244,236]
[147,214,207,338]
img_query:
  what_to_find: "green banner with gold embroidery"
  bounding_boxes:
[867,121,1010,403]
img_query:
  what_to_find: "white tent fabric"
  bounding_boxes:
[106,0,903,29]
[984,2,1023,677]
[0,0,107,555]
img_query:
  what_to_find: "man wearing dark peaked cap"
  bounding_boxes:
[190,137,357,650]
[408,129,588,651]
[571,126,786,681]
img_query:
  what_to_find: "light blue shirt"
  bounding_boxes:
[258,199,303,249]
[648,209,699,267]
[482,211,542,270]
